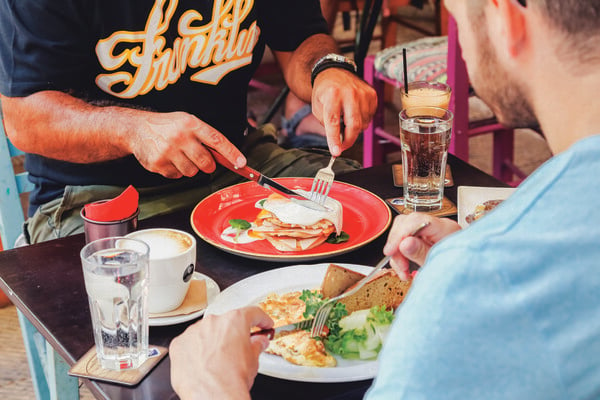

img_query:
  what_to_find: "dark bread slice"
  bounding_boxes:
[321,264,366,299]
[338,269,412,314]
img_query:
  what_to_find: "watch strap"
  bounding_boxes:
[310,54,357,87]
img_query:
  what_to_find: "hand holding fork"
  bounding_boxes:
[309,221,431,337]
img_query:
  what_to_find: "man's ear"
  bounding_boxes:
[494,0,528,58]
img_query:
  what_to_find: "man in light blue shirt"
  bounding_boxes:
[168,1,600,399]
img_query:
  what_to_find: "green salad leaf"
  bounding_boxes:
[326,231,350,244]
[229,219,251,230]
[298,292,394,360]
[325,306,394,360]
[228,219,251,242]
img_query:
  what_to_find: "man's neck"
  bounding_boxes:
[532,71,600,155]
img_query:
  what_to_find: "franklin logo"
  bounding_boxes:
[95,0,260,98]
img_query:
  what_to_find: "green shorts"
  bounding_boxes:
[25,125,361,244]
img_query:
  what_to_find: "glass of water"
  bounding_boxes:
[400,107,453,212]
[80,237,150,370]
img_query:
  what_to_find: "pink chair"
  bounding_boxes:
[363,16,525,184]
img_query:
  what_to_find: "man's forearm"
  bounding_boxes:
[2,90,140,163]
[277,33,340,103]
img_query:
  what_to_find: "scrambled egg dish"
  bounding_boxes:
[258,291,336,368]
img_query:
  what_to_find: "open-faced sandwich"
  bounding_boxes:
[465,199,504,224]
[257,264,412,367]
[221,192,348,252]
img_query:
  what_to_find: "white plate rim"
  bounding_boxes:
[149,272,220,327]
[205,263,379,383]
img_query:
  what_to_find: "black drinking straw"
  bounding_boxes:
[403,48,409,94]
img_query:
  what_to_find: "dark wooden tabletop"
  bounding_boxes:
[0,156,505,400]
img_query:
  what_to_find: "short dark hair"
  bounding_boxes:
[537,1,600,37]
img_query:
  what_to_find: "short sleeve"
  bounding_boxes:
[255,0,328,52]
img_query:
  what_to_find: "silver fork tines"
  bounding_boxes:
[309,156,336,205]
[309,221,430,337]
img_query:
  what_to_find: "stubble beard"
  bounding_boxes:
[470,22,540,130]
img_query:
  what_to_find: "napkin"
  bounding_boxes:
[83,185,139,222]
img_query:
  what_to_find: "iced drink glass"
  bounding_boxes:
[80,237,150,370]
[401,81,452,117]
[400,107,453,211]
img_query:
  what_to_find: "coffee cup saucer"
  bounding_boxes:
[148,272,220,326]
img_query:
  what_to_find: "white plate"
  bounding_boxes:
[457,185,516,228]
[205,263,379,383]
[149,272,220,327]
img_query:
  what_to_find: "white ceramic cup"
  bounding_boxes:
[126,228,196,314]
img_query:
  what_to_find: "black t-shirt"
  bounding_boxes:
[0,0,327,214]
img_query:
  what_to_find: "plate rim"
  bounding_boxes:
[205,263,379,382]
[190,178,392,262]
[148,272,220,327]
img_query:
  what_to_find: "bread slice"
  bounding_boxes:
[337,269,412,314]
[321,264,366,299]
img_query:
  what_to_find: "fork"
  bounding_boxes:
[309,155,336,205]
[309,221,430,337]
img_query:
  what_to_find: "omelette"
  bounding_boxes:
[258,291,336,368]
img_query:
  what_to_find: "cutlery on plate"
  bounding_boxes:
[310,221,431,337]
[251,318,314,340]
[309,155,336,206]
[206,147,328,212]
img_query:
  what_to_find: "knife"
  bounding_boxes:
[250,319,314,340]
[206,147,329,212]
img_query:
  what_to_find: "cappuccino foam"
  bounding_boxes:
[130,230,192,259]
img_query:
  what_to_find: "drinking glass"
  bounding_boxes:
[399,107,453,211]
[80,237,150,370]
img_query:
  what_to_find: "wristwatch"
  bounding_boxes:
[310,53,357,87]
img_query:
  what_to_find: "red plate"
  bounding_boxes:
[190,178,392,261]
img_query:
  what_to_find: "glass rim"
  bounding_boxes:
[402,81,452,95]
[80,236,150,260]
[399,106,454,121]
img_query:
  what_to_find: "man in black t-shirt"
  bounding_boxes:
[0,0,376,243]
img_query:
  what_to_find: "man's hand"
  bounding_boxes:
[130,110,246,179]
[311,69,377,156]
[2,91,247,180]
[169,306,273,400]
[383,213,462,280]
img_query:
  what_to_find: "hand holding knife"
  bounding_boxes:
[206,146,329,211]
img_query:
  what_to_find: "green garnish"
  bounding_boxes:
[326,231,350,244]
[229,219,251,230]
[298,290,395,360]
[299,290,348,337]
[228,219,251,242]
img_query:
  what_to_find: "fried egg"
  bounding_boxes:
[261,190,343,235]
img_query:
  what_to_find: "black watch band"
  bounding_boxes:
[310,54,357,87]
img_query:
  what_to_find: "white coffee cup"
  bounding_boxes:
[126,228,196,314]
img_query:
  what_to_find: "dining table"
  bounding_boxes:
[0,155,507,400]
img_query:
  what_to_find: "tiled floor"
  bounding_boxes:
[0,6,552,399]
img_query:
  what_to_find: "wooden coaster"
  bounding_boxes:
[392,164,454,187]
[69,346,168,386]
[386,196,457,217]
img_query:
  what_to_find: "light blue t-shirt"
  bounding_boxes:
[367,136,600,399]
